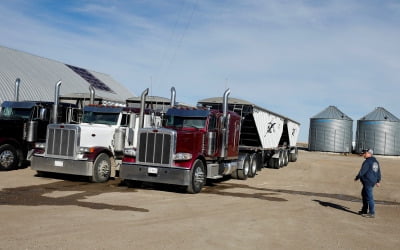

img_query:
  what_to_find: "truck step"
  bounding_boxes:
[208,175,223,179]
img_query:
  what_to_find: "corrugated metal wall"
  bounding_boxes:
[355,120,400,156]
[309,118,353,153]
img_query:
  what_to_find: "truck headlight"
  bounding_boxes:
[79,147,95,153]
[173,152,192,161]
[124,148,136,157]
[34,142,46,149]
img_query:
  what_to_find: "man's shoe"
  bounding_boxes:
[362,213,375,218]
[358,210,367,215]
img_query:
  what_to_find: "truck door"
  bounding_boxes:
[205,114,218,157]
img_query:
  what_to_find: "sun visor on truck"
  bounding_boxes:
[167,108,210,117]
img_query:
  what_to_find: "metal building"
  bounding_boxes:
[0,46,134,104]
[355,107,400,156]
[308,106,353,153]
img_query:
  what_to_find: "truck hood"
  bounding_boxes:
[79,123,118,148]
[175,129,205,154]
[0,118,25,137]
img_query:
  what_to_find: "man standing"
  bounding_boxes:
[354,149,381,218]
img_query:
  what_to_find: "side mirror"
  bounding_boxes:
[39,108,47,120]
[129,113,137,129]
[151,112,156,127]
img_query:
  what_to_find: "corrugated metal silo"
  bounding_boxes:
[308,106,353,153]
[355,107,400,156]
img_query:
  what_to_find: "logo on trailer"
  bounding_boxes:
[267,122,276,133]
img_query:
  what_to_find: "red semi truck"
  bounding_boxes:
[120,89,300,193]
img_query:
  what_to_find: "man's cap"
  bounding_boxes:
[362,148,374,155]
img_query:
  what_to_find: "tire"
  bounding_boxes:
[248,153,259,178]
[271,150,283,169]
[272,158,280,169]
[0,144,19,171]
[186,159,206,194]
[90,153,111,183]
[283,149,289,166]
[278,150,284,168]
[237,154,250,180]
[231,169,238,179]
[268,157,274,168]
[289,147,298,162]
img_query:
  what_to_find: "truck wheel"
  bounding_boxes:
[289,147,298,162]
[283,149,289,166]
[237,154,250,180]
[186,159,206,194]
[271,150,283,169]
[248,153,259,178]
[268,158,274,168]
[272,158,280,169]
[278,150,284,168]
[90,153,111,183]
[0,144,18,171]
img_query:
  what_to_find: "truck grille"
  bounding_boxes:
[137,128,175,166]
[46,124,80,158]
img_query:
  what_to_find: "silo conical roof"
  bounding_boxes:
[360,107,400,121]
[311,106,352,120]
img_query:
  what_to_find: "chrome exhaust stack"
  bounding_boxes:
[89,85,95,105]
[138,88,149,129]
[223,88,230,118]
[220,88,230,158]
[170,87,176,108]
[14,78,21,101]
[52,80,62,123]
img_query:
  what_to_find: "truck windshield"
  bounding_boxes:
[166,116,206,129]
[0,107,32,119]
[82,111,119,125]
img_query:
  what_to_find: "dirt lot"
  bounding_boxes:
[1,150,399,250]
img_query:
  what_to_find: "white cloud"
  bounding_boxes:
[1,0,399,142]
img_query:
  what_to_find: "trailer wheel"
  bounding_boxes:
[90,153,111,183]
[283,149,289,166]
[278,150,284,168]
[0,144,19,171]
[270,150,283,169]
[186,159,206,194]
[237,154,250,180]
[289,147,298,162]
[248,153,259,178]
[272,158,280,169]
[267,158,274,168]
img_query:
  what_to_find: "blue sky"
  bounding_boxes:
[1,0,399,142]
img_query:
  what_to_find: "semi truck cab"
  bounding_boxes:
[31,88,162,183]
[120,89,244,193]
[0,100,77,170]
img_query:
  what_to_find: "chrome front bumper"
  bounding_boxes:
[31,155,93,176]
[120,163,191,186]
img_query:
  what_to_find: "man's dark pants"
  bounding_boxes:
[361,185,375,214]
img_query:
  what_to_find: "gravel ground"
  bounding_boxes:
[1,150,399,250]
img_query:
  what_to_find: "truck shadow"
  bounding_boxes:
[202,180,288,202]
[0,175,148,212]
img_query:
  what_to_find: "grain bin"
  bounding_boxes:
[355,107,400,156]
[308,106,353,153]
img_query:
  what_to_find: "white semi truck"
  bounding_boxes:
[31,88,165,182]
